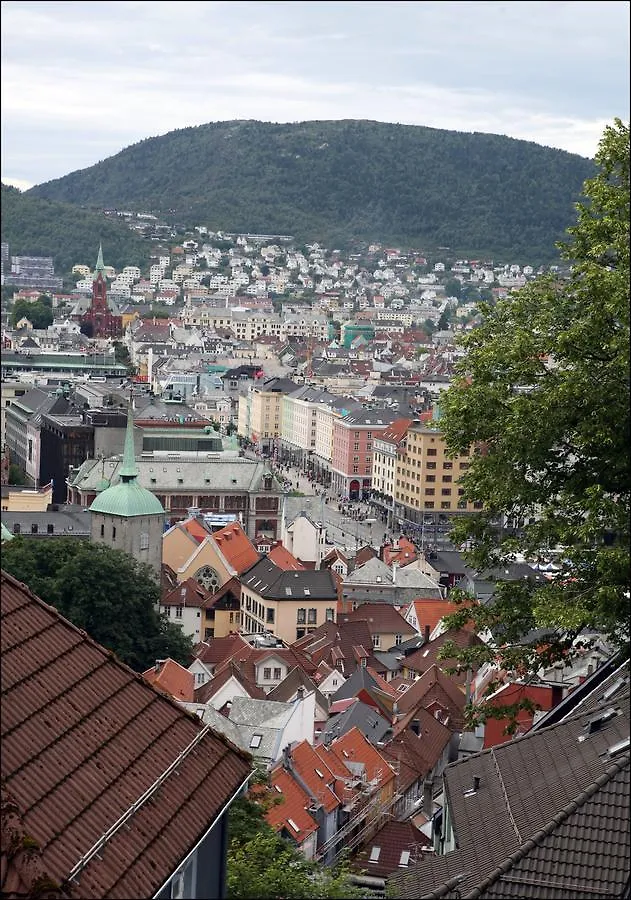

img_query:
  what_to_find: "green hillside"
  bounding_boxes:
[24,119,595,262]
[1,183,148,278]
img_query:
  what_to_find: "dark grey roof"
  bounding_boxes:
[387,662,630,899]
[267,666,329,713]
[341,408,399,426]
[325,699,392,744]
[1,505,91,537]
[424,550,467,574]
[241,558,338,600]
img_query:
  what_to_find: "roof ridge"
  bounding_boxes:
[463,752,631,900]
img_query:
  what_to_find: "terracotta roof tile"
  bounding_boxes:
[212,521,260,574]
[142,658,195,702]
[330,727,396,791]
[340,603,417,637]
[352,819,431,878]
[396,665,466,730]
[284,742,341,814]
[1,570,252,899]
[161,577,214,609]
[267,545,305,571]
[265,769,318,843]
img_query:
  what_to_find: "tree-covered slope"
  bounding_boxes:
[26,119,595,261]
[1,183,149,277]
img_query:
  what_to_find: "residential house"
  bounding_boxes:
[239,558,338,643]
[292,619,386,680]
[1,569,253,900]
[387,659,630,899]
[351,820,431,881]
[324,698,392,744]
[339,602,418,652]
[159,576,214,643]
[417,548,468,590]
[340,557,443,612]
[330,408,398,500]
[162,517,260,592]
[142,657,195,702]
[400,627,483,687]
[394,665,468,732]
[281,510,327,569]
[266,767,319,859]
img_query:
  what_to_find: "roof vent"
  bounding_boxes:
[607,737,630,757]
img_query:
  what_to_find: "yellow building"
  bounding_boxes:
[1,482,53,512]
[394,422,481,528]
[238,377,297,451]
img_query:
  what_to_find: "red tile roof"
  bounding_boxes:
[340,603,417,638]
[352,819,431,878]
[1,570,253,899]
[406,598,466,636]
[330,727,396,792]
[285,741,341,814]
[142,658,195,702]
[396,664,466,730]
[181,517,210,544]
[404,627,483,685]
[212,521,260,574]
[267,544,305,571]
[265,768,318,844]
[193,631,252,667]
[161,577,214,609]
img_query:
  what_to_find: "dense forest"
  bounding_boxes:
[22,119,594,263]
[1,183,148,276]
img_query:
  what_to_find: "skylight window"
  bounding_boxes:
[287,818,300,833]
[315,768,324,778]
[250,734,263,748]
[399,850,411,867]
[369,846,381,862]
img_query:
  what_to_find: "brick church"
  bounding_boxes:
[79,244,123,339]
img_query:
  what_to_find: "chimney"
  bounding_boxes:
[473,776,481,791]
[282,745,292,770]
[296,686,305,701]
[424,625,430,644]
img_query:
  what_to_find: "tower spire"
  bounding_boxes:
[93,243,105,281]
[119,402,138,481]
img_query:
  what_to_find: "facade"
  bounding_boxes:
[393,422,482,530]
[69,455,283,537]
[89,405,166,579]
[237,377,297,451]
[240,558,338,643]
[330,409,398,500]
[78,245,123,338]
[371,417,413,528]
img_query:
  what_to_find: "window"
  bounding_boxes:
[250,734,263,748]
[424,501,435,509]
[47,523,54,534]
[443,461,453,469]
[326,607,335,621]
[175,606,183,619]
[441,502,451,509]
[442,475,452,482]
[426,462,436,469]
[425,488,435,496]
[100,523,104,537]
[112,526,116,540]
[13,524,20,534]
[164,605,171,616]
[369,847,381,863]
[399,850,411,867]
[426,475,435,482]
[427,448,437,456]
[263,667,272,680]
[395,633,403,645]
[31,524,38,534]
[473,501,483,509]
[297,608,306,624]
[273,667,282,680]
[139,532,149,550]
[307,608,317,624]
[372,634,381,648]
[441,488,451,496]
[354,442,360,451]
[353,466,359,473]
[266,608,275,624]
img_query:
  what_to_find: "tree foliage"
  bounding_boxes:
[11,298,53,329]
[438,119,630,724]
[226,777,363,899]
[24,120,594,262]
[0,538,194,670]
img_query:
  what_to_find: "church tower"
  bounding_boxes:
[80,244,122,338]
[89,404,165,580]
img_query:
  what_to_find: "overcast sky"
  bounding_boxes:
[1,0,629,190]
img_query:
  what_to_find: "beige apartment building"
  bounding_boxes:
[239,558,338,644]
[238,377,297,451]
[393,422,482,530]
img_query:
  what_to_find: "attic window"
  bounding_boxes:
[250,734,263,748]
[369,847,381,863]
[315,768,324,778]
[399,851,411,867]
[287,818,300,833]
[274,784,282,792]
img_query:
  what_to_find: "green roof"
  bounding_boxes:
[1,521,15,542]
[89,402,164,518]
[89,481,165,517]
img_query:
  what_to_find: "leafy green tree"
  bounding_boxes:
[226,776,362,899]
[0,538,194,670]
[7,464,27,485]
[438,119,630,725]
[444,277,462,298]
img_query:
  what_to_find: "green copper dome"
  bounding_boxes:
[90,480,165,517]
[89,403,164,518]
[1,521,15,542]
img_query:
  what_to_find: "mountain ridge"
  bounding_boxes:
[18,119,596,263]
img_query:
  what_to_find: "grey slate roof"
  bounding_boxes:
[387,662,630,899]
[241,558,337,600]
[325,699,392,744]
[1,506,91,538]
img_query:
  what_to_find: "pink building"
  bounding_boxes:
[330,409,397,500]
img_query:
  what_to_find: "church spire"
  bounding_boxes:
[93,243,105,281]
[119,402,139,481]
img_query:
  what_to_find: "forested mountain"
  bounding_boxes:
[24,120,594,262]
[1,183,148,277]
